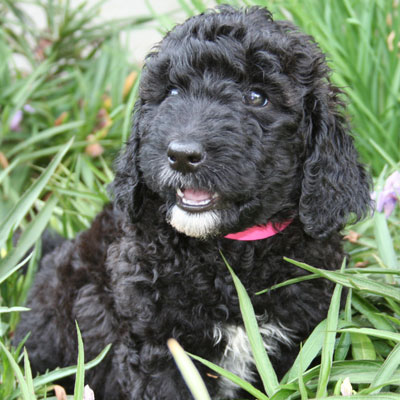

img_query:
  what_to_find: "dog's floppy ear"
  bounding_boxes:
[299,88,371,238]
[110,99,145,222]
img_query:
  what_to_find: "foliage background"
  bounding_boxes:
[0,0,399,399]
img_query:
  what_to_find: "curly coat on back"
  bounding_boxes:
[15,6,371,400]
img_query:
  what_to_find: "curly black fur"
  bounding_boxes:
[15,6,371,400]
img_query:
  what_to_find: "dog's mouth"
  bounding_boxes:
[176,188,219,212]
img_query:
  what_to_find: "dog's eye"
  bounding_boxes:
[243,91,268,107]
[169,88,179,96]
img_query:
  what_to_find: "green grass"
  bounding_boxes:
[252,0,400,175]
[0,1,150,397]
[173,211,400,398]
[0,0,399,398]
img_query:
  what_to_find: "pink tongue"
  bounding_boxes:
[183,189,212,201]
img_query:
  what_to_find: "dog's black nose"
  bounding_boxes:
[167,140,205,172]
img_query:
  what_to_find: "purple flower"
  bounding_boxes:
[23,104,35,113]
[10,110,23,131]
[9,104,36,131]
[375,170,400,217]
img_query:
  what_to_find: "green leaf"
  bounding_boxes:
[334,290,353,362]
[0,138,73,250]
[122,76,140,142]
[0,195,58,284]
[373,211,399,271]
[351,293,395,332]
[0,253,32,287]
[5,60,51,130]
[285,319,348,383]
[7,121,84,158]
[10,344,112,400]
[0,157,20,185]
[23,348,36,399]
[351,333,377,360]
[0,340,36,400]
[284,258,400,302]
[339,328,400,343]
[168,339,211,400]
[316,395,400,400]
[368,139,397,169]
[144,0,175,31]
[188,352,269,400]
[256,274,319,295]
[297,359,400,387]
[221,252,279,397]
[297,344,308,400]
[269,388,297,400]
[73,322,85,400]
[370,342,400,393]
[0,306,30,314]
[316,281,343,397]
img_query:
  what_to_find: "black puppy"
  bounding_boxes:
[15,6,371,399]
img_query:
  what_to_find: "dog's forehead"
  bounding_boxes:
[166,6,273,40]
[161,8,274,53]
[141,7,325,107]
[149,8,314,83]
[148,16,276,82]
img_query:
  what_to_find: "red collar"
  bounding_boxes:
[224,220,292,241]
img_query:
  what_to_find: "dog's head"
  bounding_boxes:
[112,6,371,239]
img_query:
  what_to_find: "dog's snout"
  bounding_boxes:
[167,140,205,172]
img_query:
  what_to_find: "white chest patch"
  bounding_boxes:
[213,322,294,399]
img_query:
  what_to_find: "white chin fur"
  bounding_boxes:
[169,205,220,238]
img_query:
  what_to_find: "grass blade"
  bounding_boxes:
[256,274,319,295]
[0,306,30,314]
[373,211,398,270]
[368,139,397,169]
[0,137,73,250]
[284,258,400,302]
[369,342,400,393]
[350,332,376,360]
[339,328,400,343]
[285,319,348,383]
[10,344,112,400]
[0,340,36,400]
[73,322,85,400]
[0,157,20,185]
[7,121,84,158]
[0,196,58,284]
[316,281,344,397]
[351,293,395,332]
[5,60,51,131]
[188,351,269,400]
[297,344,308,400]
[315,395,400,400]
[23,348,36,399]
[334,289,353,362]
[168,339,211,400]
[0,253,32,287]
[221,252,279,397]
[320,393,399,400]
